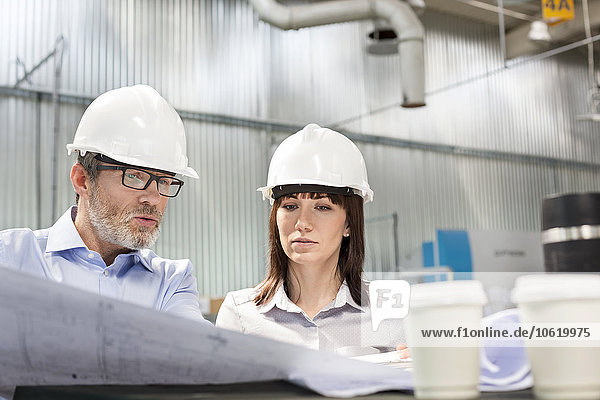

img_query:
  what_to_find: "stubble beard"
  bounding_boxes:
[87,186,163,250]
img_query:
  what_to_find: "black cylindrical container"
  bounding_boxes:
[542,192,600,272]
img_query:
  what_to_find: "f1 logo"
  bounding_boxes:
[369,280,410,331]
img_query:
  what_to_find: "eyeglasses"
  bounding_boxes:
[96,165,184,198]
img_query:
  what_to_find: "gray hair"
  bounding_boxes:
[74,151,100,204]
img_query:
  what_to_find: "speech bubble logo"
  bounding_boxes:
[369,280,411,331]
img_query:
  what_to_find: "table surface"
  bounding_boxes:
[15,380,535,400]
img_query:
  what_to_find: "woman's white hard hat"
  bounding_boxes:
[258,123,373,203]
[66,84,199,179]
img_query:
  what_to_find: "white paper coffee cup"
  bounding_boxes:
[406,280,487,399]
[511,274,600,400]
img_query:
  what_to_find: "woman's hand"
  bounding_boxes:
[396,343,411,359]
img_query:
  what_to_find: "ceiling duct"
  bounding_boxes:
[367,20,400,55]
[248,0,425,107]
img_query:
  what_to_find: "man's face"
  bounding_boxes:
[87,165,169,250]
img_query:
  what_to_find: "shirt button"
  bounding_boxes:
[104,270,109,276]
[88,253,95,259]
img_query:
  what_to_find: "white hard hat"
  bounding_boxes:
[258,124,373,203]
[66,85,198,179]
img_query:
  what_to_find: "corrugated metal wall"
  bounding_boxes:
[1,0,599,296]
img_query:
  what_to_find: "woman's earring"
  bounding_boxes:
[343,232,350,237]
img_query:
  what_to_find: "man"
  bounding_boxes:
[0,84,207,323]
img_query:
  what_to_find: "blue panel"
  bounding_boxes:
[437,230,473,280]
[422,241,438,282]
[422,241,434,267]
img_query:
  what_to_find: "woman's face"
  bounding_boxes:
[277,193,349,270]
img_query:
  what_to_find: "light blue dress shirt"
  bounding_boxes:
[0,206,208,323]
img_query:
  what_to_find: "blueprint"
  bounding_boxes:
[0,267,411,397]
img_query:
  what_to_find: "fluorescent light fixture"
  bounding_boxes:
[528,21,551,43]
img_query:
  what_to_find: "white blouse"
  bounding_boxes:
[216,281,405,355]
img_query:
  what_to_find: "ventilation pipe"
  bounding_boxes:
[248,0,425,107]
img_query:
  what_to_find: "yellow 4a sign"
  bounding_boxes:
[542,0,574,25]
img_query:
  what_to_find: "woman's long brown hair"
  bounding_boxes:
[254,192,366,306]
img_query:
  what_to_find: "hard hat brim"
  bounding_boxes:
[67,144,200,179]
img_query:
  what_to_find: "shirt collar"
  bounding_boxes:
[134,249,154,272]
[258,280,364,314]
[331,281,363,312]
[45,206,89,253]
[258,284,300,314]
[45,206,152,273]
[112,250,153,273]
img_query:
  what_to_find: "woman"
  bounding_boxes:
[216,124,405,355]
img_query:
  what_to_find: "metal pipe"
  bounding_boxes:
[582,0,597,113]
[497,0,506,65]
[35,92,42,229]
[392,212,399,268]
[247,0,425,107]
[51,36,65,223]
[10,36,66,223]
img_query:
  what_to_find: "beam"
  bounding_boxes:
[2,85,600,172]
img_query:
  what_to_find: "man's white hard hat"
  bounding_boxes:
[258,123,373,203]
[66,84,199,179]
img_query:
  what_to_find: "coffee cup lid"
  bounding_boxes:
[409,280,488,308]
[511,274,600,304]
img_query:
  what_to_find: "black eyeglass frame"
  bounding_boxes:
[96,165,184,198]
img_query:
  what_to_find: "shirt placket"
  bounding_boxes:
[98,255,129,299]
